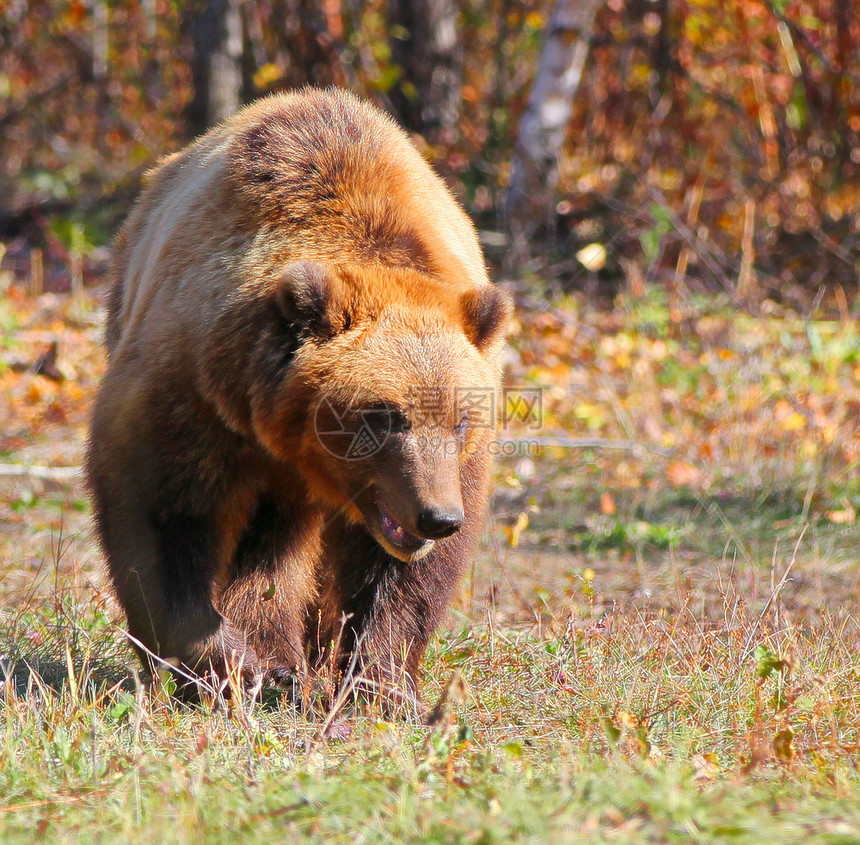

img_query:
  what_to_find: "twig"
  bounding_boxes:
[742,524,808,659]
[0,464,82,482]
[761,0,860,87]
[644,187,740,298]
[0,790,110,814]
[307,631,367,751]
[500,436,675,458]
[122,631,219,700]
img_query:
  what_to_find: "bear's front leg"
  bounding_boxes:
[87,412,263,698]
[218,497,323,691]
[86,370,268,699]
[129,508,264,699]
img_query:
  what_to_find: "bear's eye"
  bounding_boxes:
[388,409,412,434]
[363,403,411,434]
[454,412,469,436]
[363,403,391,431]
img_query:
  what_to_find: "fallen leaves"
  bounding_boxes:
[505,503,540,548]
[600,491,616,515]
[506,288,860,515]
[825,500,857,525]
[575,242,607,271]
[0,291,104,456]
[773,727,796,763]
[665,460,701,487]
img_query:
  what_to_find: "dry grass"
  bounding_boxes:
[1,550,859,842]
[0,285,859,841]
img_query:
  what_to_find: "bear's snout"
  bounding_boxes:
[416,506,463,539]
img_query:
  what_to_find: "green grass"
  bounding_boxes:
[2,546,860,843]
[531,479,854,564]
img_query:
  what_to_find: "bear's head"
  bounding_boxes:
[250,260,512,562]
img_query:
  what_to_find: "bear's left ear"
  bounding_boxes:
[461,285,513,352]
[276,261,347,338]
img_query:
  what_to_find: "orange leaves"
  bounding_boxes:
[666,460,701,487]
[779,412,808,433]
[825,500,857,525]
[508,287,858,515]
[600,492,616,515]
[504,511,530,548]
[253,63,283,91]
[4,374,83,438]
[0,292,104,452]
[505,502,540,548]
[24,375,58,405]
[772,727,796,763]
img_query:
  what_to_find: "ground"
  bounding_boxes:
[0,280,858,843]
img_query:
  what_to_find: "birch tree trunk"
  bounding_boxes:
[185,0,244,137]
[506,0,601,238]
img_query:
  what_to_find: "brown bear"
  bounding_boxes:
[86,87,511,711]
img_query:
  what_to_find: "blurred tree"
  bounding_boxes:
[185,0,244,136]
[506,0,601,248]
[388,0,463,143]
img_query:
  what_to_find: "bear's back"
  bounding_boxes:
[227,89,486,281]
[110,89,488,358]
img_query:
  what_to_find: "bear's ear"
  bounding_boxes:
[276,261,347,338]
[461,285,513,352]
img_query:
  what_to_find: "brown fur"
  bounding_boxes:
[86,88,511,709]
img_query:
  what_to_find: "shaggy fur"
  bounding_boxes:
[87,88,511,708]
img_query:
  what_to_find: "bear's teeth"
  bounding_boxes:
[381,510,404,544]
[380,506,427,549]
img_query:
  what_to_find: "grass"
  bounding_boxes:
[0,286,859,842]
[2,576,860,843]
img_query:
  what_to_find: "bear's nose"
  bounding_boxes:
[416,507,464,539]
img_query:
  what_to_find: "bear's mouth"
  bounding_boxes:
[374,499,434,560]
[380,507,423,548]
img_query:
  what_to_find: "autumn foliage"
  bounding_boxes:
[0,0,857,302]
